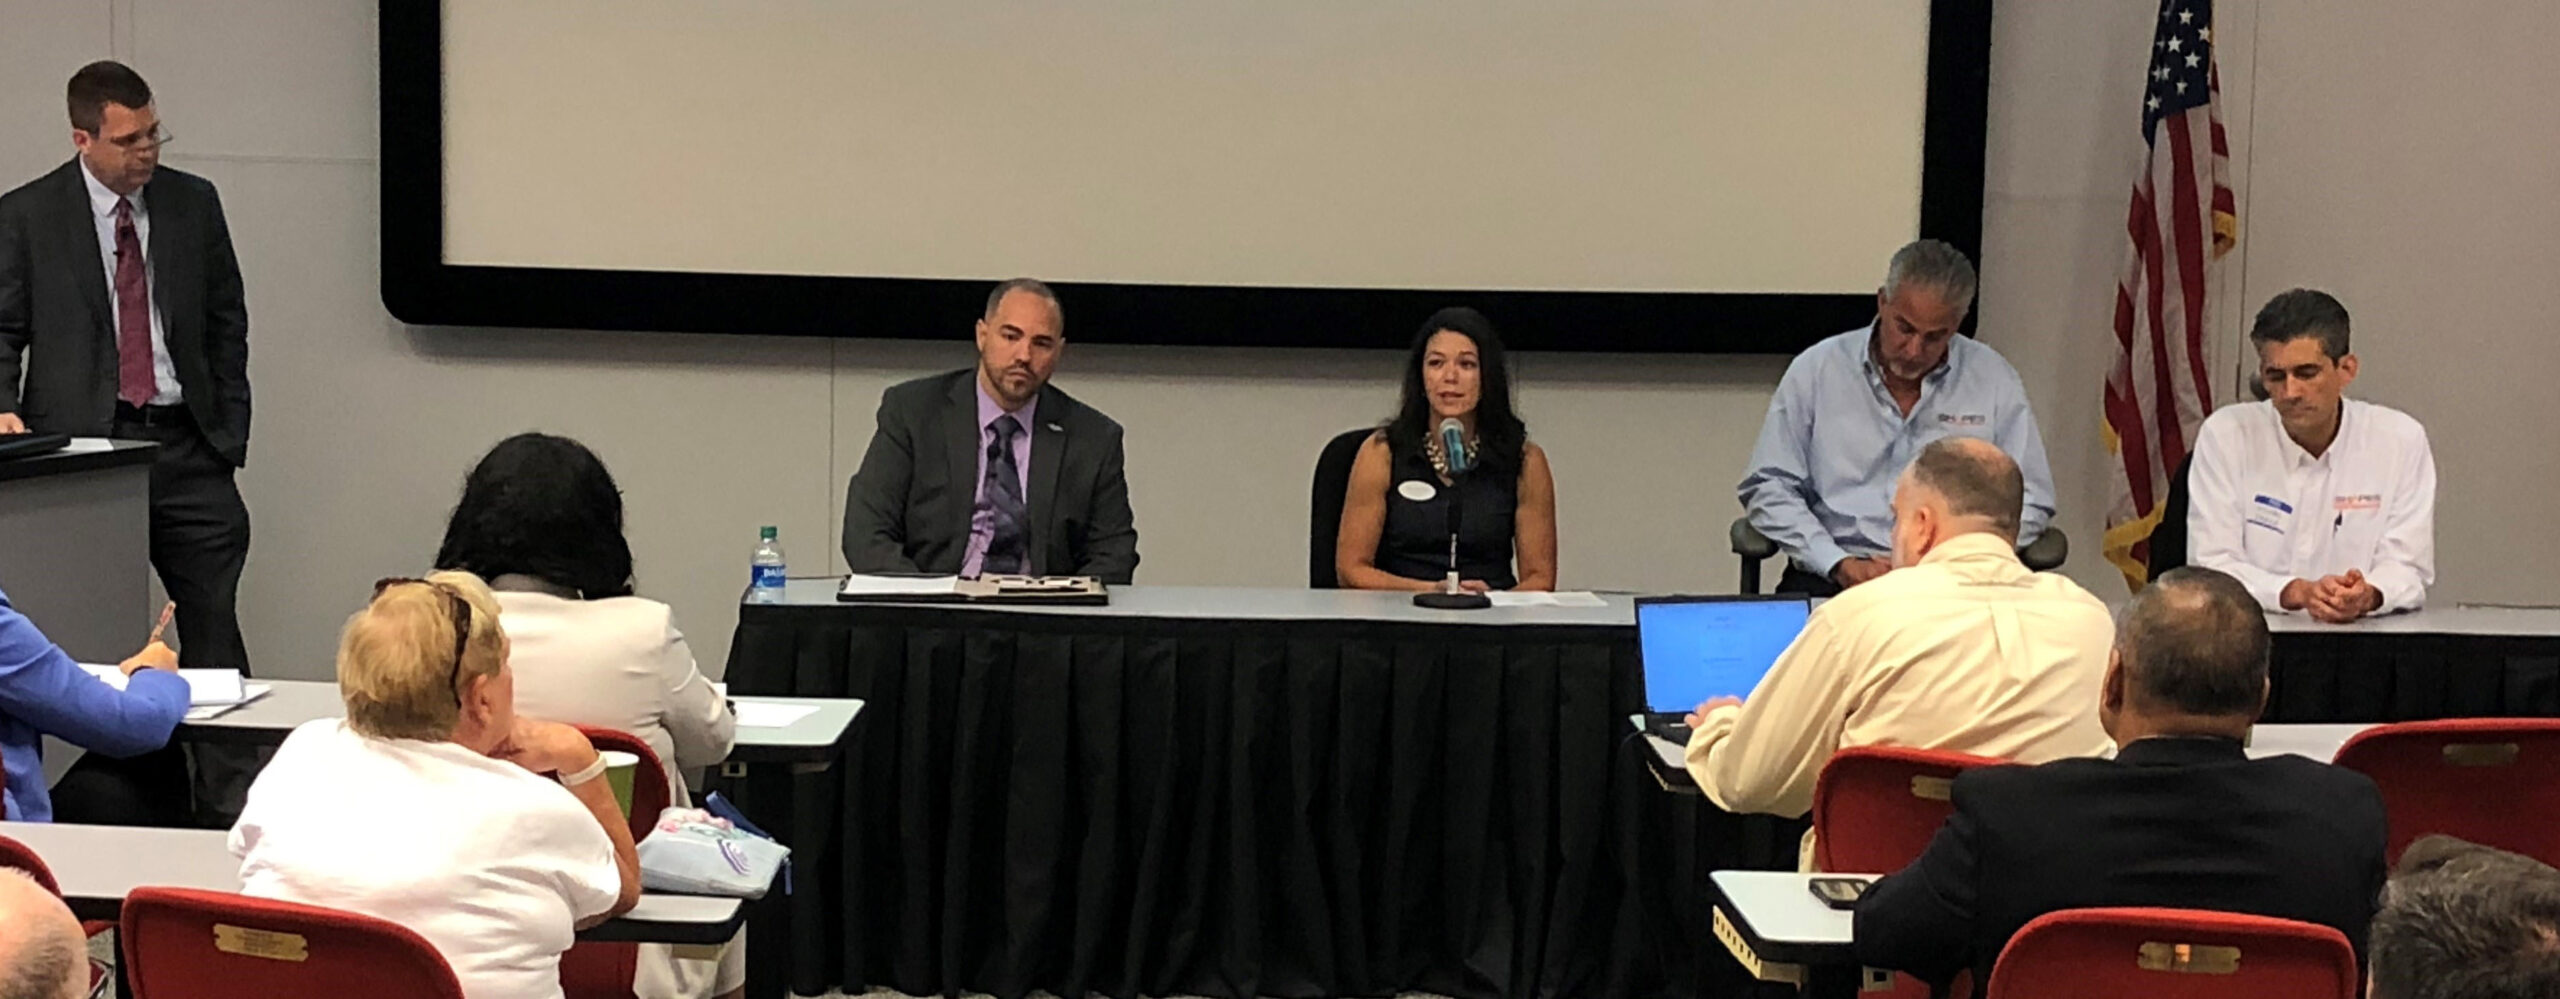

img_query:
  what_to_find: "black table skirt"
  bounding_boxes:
[726,603,1805,999]
[727,602,2560,999]
[2267,633,2560,722]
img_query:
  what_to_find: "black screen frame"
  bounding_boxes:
[380,0,1990,353]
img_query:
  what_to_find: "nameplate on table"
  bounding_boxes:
[835,574,1109,606]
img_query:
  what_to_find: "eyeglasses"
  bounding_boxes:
[106,125,171,152]
[373,577,474,703]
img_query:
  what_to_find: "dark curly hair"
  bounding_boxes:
[433,433,635,599]
[1384,306,1526,478]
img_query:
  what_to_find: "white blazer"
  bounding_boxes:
[494,591,736,802]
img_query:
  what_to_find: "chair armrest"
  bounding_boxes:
[1730,518,1780,560]
[2019,527,2069,571]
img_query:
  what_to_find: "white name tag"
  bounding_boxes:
[1397,479,1438,502]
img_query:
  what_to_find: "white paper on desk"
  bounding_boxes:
[734,701,822,729]
[837,574,961,597]
[78,664,250,706]
[58,437,118,454]
[185,684,270,720]
[1485,591,1607,608]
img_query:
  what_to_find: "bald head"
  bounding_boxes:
[0,869,83,999]
[2114,567,2269,719]
[1886,438,2026,571]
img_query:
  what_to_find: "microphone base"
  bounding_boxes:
[1413,591,1493,610]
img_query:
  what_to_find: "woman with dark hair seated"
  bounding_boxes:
[433,432,741,999]
[1335,307,1558,592]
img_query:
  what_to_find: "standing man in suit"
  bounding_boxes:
[843,278,1139,583]
[0,61,252,673]
[1852,566,2389,990]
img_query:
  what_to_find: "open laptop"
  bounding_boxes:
[1635,594,1813,745]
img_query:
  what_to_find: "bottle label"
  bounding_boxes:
[752,565,787,589]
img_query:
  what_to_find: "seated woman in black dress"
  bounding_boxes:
[1335,307,1558,592]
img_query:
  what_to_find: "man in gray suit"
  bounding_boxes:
[0,61,251,672]
[842,278,1139,583]
[0,61,252,827]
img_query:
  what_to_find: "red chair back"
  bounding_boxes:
[0,833,62,893]
[1985,907,2357,999]
[2332,718,2560,865]
[1811,746,2005,873]
[558,726,667,999]
[119,886,465,999]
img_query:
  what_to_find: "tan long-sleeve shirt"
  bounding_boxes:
[1685,532,2115,821]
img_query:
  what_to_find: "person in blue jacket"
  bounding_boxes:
[0,586,189,821]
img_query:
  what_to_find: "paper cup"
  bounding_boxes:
[599,750,641,818]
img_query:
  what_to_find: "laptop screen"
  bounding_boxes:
[1636,597,1812,712]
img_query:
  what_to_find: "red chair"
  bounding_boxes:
[558,726,673,999]
[1809,747,2005,999]
[1810,746,2006,874]
[2332,718,2560,865]
[0,833,116,939]
[119,886,465,999]
[1984,907,2357,999]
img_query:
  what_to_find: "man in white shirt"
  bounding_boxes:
[2186,289,2436,622]
[1685,437,2113,846]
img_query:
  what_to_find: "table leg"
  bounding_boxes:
[728,760,794,999]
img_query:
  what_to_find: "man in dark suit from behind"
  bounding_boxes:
[842,278,1139,583]
[1852,566,2388,992]
[0,61,251,671]
[0,61,253,826]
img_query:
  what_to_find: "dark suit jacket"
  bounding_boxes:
[842,370,1139,583]
[0,159,251,466]
[1852,736,2388,991]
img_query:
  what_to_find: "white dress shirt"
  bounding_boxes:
[232,720,624,999]
[2185,398,2437,614]
[1684,532,2115,832]
[78,161,180,404]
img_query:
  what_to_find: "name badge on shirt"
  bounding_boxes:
[2252,494,2294,515]
[2333,494,2381,512]
[1397,480,1438,502]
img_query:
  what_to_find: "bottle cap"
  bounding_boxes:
[759,526,778,540]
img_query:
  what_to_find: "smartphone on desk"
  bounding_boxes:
[1808,876,1872,910]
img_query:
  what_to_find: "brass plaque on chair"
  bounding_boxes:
[1909,776,1954,801]
[2442,743,2521,767]
[212,924,309,962]
[2135,941,2241,974]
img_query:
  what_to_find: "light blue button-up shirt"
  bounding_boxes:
[1737,324,2055,576]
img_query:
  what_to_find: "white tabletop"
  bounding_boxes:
[2263,604,2560,637]
[2245,723,2370,762]
[0,821,739,942]
[1711,870,1864,949]
[761,578,1639,627]
[180,680,861,763]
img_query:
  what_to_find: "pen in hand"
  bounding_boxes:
[148,602,175,645]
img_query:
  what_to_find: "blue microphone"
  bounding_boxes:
[1438,418,1472,476]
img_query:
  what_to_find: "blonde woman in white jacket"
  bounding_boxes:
[437,432,741,999]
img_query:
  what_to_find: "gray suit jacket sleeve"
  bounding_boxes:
[0,191,30,415]
[201,185,251,464]
[1075,423,1139,584]
[841,391,926,574]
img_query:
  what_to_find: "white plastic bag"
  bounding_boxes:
[635,807,791,899]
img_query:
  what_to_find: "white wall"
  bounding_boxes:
[1,0,2549,682]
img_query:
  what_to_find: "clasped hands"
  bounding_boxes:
[2281,569,2383,624]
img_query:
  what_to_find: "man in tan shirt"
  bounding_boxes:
[1684,437,2114,827]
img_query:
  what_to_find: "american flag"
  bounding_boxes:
[2101,0,2236,590]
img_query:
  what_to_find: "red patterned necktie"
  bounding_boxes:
[113,197,154,406]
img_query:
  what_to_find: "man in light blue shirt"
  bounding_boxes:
[1738,239,2055,595]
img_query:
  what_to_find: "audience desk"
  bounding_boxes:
[725,581,2554,999]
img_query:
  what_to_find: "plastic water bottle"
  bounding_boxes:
[749,526,786,603]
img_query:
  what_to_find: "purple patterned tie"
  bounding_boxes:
[112,198,154,406]
[981,415,1028,575]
